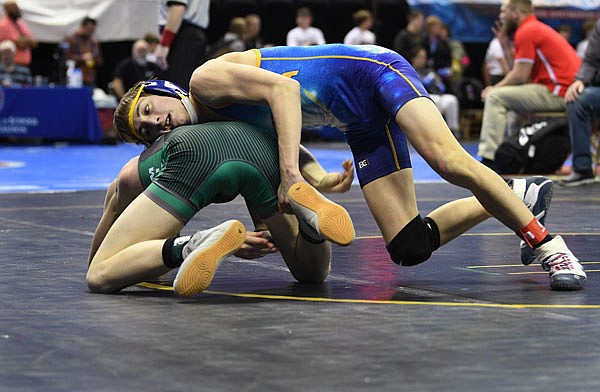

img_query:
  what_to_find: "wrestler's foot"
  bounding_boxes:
[535,235,586,291]
[173,220,246,297]
[288,182,355,246]
[509,176,553,265]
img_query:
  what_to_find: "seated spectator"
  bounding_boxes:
[143,32,160,64]
[576,20,595,59]
[439,23,469,88]
[245,14,270,49]
[343,10,376,45]
[111,39,162,100]
[0,39,31,87]
[409,46,461,138]
[205,17,247,59]
[286,7,325,46]
[556,24,572,45]
[63,17,103,87]
[477,0,580,171]
[424,15,452,81]
[0,1,36,67]
[482,37,511,86]
[560,18,600,186]
[392,10,424,59]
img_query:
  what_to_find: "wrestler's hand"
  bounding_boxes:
[314,160,354,193]
[234,231,277,259]
[278,170,305,214]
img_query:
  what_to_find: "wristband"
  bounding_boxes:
[160,29,176,47]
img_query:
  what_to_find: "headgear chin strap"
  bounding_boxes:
[127,80,198,140]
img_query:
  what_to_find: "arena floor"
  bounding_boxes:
[1,141,599,391]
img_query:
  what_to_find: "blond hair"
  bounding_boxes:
[113,82,149,145]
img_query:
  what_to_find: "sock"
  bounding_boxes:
[533,234,553,249]
[516,218,550,248]
[299,228,325,244]
[162,235,191,268]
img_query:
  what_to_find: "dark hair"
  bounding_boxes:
[81,17,97,27]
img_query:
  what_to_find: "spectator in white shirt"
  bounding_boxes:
[286,7,325,46]
[343,10,376,45]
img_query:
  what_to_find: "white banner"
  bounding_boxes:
[10,0,160,43]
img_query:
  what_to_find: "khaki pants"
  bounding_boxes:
[477,83,566,160]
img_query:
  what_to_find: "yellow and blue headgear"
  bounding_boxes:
[127,80,198,140]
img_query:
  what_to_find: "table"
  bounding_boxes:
[0,87,102,142]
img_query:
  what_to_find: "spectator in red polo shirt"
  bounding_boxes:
[477,0,580,170]
[0,1,36,67]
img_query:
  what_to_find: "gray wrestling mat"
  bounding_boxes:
[1,182,599,391]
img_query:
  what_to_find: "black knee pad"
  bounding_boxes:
[386,215,441,266]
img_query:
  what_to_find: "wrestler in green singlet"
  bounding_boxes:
[138,121,281,222]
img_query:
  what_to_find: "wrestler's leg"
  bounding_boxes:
[87,194,184,293]
[262,212,332,283]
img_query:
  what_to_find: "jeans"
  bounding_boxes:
[567,86,600,173]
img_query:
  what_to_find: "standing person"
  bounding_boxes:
[559,18,600,186]
[112,40,162,100]
[63,17,103,87]
[477,0,580,170]
[0,1,36,67]
[286,7,326,47]
[392,10,424,59]
[87,120,355,296]
[343,10,376,45]
[115,44,588,290]
[155,0,209,88]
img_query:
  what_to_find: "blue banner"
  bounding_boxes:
[408,1,600,43]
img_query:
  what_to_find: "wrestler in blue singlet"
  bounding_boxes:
[203,44,431,186]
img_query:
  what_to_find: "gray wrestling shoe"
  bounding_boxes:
[535,235,586,291]
[173,220,246,297]
[509,176,553,265]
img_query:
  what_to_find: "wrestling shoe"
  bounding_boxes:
[509,176,553,265]
[288,182,355,246]
[173,220,246,297]
[535,235,586,291]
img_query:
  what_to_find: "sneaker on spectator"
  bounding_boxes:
[535,235,586,290]
[557,170,596,187]
[173,220,246,297]
[509,176,553,265]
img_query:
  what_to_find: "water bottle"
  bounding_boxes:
[66,59,82,88]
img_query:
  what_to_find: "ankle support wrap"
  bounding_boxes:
[517,218,549,247]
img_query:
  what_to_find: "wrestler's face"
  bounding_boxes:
[133,95,191,143]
